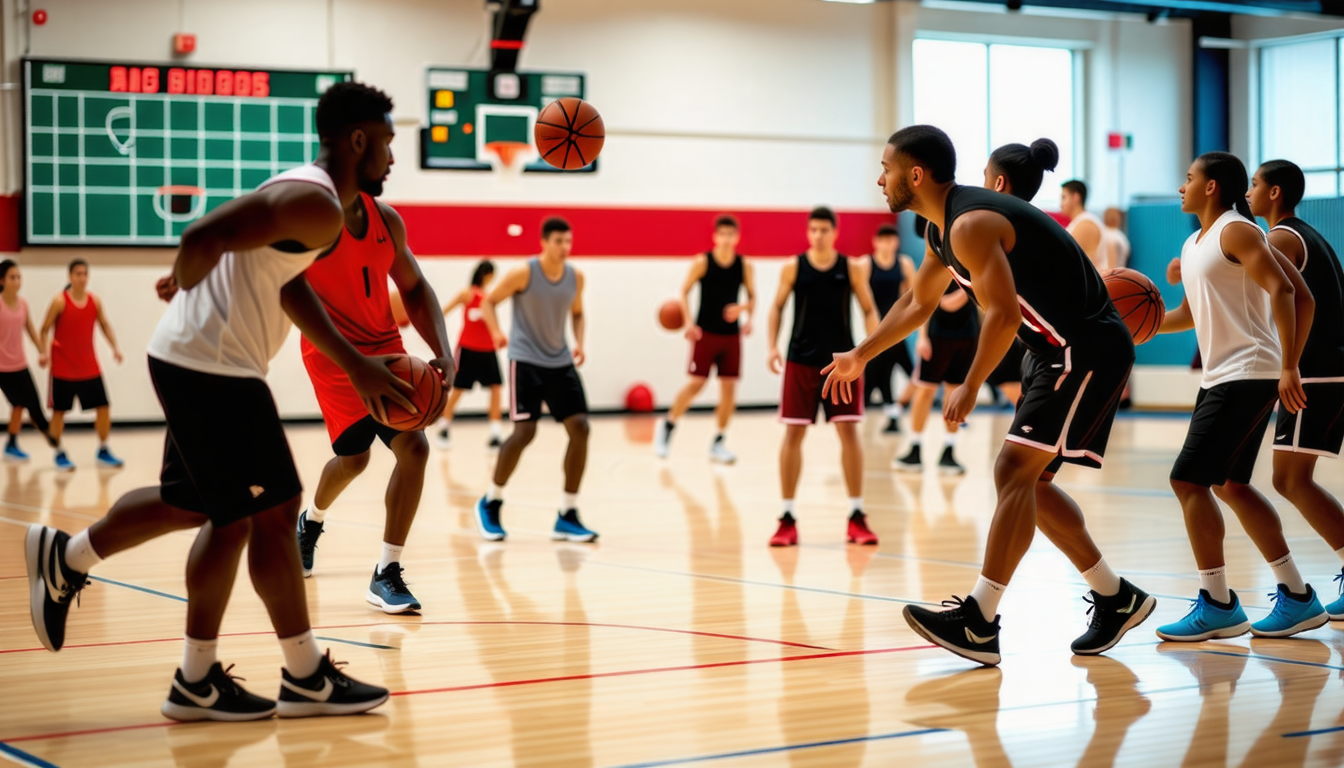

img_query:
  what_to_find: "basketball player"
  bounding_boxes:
[25,82,408,720]
[656,214,756,463]
[1251,160,1344,621]
[435,260,505,450]
[0,261,56,462]
[1104,208,1131,270]
[1154,152,1327,642]
[823,127,1155,666]
[863,223,916,433]
[1061,180,1108,270]
[294,164,455,615]
[38,260,123,471]
[474,217,598,543]
[893,281,976,475]
[767,206,879,547]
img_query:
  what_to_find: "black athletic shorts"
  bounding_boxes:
[1273,380,1344,459]
[149,356,302,527]
[332,415,402,457]
[987,340,1026,387]
[915,337,977,387]
[1007,324,1134,473]
[454,348,503,390]
[1171,379,1278,487]
[49,375,109,412]
[509,360,587,423]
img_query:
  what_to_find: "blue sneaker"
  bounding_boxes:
[1250,584,1329,637]
[475,496,506,541]
[54,451,75,473]
[296,509,324,578]
[1155,589,1251,642]
[4,442,30,463]
[95,447,123,468]
[1326,570,1344,620]
[365,563,421,614]
[552,509,598,543]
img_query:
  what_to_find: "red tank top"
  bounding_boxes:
[300,193,401,355]
[51,290,100,380]
[459,288,495,352]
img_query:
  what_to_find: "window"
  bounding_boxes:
[913,38,1077,206]
[1258,38,1341,198]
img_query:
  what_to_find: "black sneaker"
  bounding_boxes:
[883,417,901,434]
[893,444,922,473]
[297,509,324,578]
[938,446,966,476]
[162,662,277,722]
[1071,579,1157,655]
[487,435,502,449]
[277,650,389,717]
[903,595,1002,666]
[24,525,89,652]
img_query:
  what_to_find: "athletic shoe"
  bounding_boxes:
[709,439,736,465]
[847,511,878,545]
[475,496,506,541]
[654,418,674,458]
[365,563,422,614]
[4,442,30,463]
[769,513,798,547]
[894,444,922,473]
[553,509,598,542]
[938,446,966,476]
[277,650,389,717]
[95,447,124,468]
[903,596,1001,667]
[1155,589,1251,642]
[54,450,75,473]
[487,435,502,449]
[297,509,324,578]
[433,427,450,450]
[1327,569,1344,620]
[161,663,277,722]
[1250,583,1329,637]
[1071,579,1157,655]
[883,416,901,434]
[24,525,89,652]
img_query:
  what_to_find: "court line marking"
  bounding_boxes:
[87,575,186,602]
[600,728,950,768]
[0,742,59,768]
[1283,725,1344,738]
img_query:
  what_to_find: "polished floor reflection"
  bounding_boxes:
[3,410,1344,766]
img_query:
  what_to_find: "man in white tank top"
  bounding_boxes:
[1061,179,1107,269]
[24,82,418,721]
[1154,152,1326,643]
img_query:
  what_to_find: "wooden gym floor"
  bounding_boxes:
[3,408,1344,767]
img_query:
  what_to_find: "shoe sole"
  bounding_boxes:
[847,539,878,545]
[25,525,58,652]
[55,464,75,473]
[1330,612,1344,621]
[903,605,1000,666]
[709,455,736,465]
[938,466,966,476]
[96,460,123,468]
[551,532,598,543]
[1249,611,1330,638]
[161,700,276,722]
[1072,595,1158,655]
[276,693,390,718]
[4,454,30,463]
[893,463,922,473]
[1155,620,1252,642]
[366,590,422,614]
[474,501,506,542]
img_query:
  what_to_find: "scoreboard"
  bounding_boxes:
[23,58,350,246]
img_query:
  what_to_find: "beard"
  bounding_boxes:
[358,176,385,197]
[886,176,915,212]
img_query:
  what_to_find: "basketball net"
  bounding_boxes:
[484,140,536,185]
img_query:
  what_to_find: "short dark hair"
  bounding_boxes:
[988,139,1059,201]
[471,260,496,287]
[541,216,572,239]
[713,214,739,230]
[0,259,15,294]
[875,223,898,238]
[68,258,88,274]
[1197,152,1253,220]
[316,81,394,140]
[808,206,837,227]
[888,125,956,184]
[1061,179,1088,206]
[1259,159,1306,210]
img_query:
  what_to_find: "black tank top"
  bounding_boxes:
[788,253,854,366]
[1277,217,1344,377]
[868,255,904,316]
[695,252,744,335]
[926,186,1123,353]
[929,284,980,339]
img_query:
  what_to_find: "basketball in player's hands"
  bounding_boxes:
[535,98,605,171]
[1103,268,1165,345]
[377,355,447,432]
[658,299,684,331]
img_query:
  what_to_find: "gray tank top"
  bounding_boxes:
[509,258,575,367]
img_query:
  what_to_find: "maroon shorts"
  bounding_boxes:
[780,361,863,425]
[689,331,741,379]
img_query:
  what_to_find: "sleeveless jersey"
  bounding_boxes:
[1180,209,1281,388]
[926,186,1120,354]
[148,165,339,379]
[695,253,744,335]
[929,284,980,340]
[868,255,904,317]
[1273,217,1344,379]
[459,287,496,352]
[0,297,28,373]
[510,258,575,368]
[787,253,853,367]
[51,290,100,380]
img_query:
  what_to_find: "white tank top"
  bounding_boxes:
[147,165,339,379]
[1180,209,1281,388]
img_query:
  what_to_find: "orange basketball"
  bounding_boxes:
[534,98,605,171]
[658,299,684,331]
[377,355,447,432]
[1103,267,1165,345]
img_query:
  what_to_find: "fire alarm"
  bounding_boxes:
[173,33,196,55]
[32,9,48,25]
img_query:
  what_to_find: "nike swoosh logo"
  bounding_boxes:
[1277,435,1288,440]
[965,627,997,645]
[282,676,334,701]
[1116,594,1138,615]
[173,680,220,708]
[44,537,68,602]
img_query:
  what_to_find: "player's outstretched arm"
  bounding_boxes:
[1227,222,1312,413]
[571,269,587,366]
[766,260,797,374]
[91,295,123,364]
[1157,299,1194,334]
[382,202,455,384]
[481,265,530,349]
[442,287,470,316]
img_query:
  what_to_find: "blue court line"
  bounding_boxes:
[87,575,186,603]
[315,636,396,651]
[0,741,60,768]
[588,561,942,607]
[1284,725,1344,738]
[602,728,948,768]
[1198,649,1344,672]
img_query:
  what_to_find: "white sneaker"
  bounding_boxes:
[433,427,450,450]
[654,419,673,458]
[709,440,736,465]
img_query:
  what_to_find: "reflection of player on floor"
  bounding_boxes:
[475,217,598,543]
[862,223,916,434]
[824,128,1155,666]
[435,261,505,450]
[295,176,455,614]
[25,82,408,721]
[39,260,123,471]
[656,214,756,463]
[0,261,58,462]
[766,207,879,547]
[894,281,975,476]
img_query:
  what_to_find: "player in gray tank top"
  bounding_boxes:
[509,258,577,367]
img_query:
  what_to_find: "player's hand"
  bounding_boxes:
[1280,367,1307,414]
[741,319,754,336]
[821,350,863,405]
[350,355,417,424]
[428,355,455,388]
[723,304,742,323]
[917,336,933,361]
[155,274,179,303]
[943,384,977,425]
[767,348,784,375]
[37,353,48,368]
[1166,258,1182,286]
[113,350,124,364]
[491,331,509,350]
[573,346,586,367]
[684,325,703,342]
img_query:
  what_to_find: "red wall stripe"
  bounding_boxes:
[0,195,18,252]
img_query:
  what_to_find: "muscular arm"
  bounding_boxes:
[1158,298,1195,334]
[766,260,797,373]
[571,269,587,365]
[944,212,1022,401]
[481,266,530,348]
[848,258,879,335]
[37,296,62,362]
[1226,222,1312,412]
[382,202,453,380]
[92,295,122,363]
[1071,219,1104,269]
[1268,228,1306,271]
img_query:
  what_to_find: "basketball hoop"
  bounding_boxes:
[484,140,535,184]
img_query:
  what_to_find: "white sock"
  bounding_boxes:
[849,497,863,513]
[487,483,504,503]
[378,542,403,572]
[713,432,726,444]
[64,529,103,573]
[489,420,503,438]
[1200,567,1231,604]
[910,434,922,447]
[279,630,322,679]
[1334,546,1344,566]
[969,575,1007,622]
[944,432,958,447]
[181,636,218,683]
[1081,557,1122,597]
[887,403,904,418]
[1269,553,1308,594]
[306,502,328,523]
[562,492,578,512]
[99,441,109,451]
[782,498,795,516]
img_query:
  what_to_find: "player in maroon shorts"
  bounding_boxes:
[766,207,878,547]
[656,214,756,464]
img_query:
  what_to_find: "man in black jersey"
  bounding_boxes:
[823,126,1155,666]
[893,282,976,476]
[656,215,756,464]
[767,207,879,547]
[863,223,916,433]
[1250,159,1344,620]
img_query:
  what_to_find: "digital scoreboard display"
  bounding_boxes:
[22,58,351,246]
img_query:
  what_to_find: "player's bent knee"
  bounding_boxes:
[393,432,430,465]
[565,415,591,440]
[340,451,372,474]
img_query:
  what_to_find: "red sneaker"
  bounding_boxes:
[847,511,878,545]
[769,516,798,547]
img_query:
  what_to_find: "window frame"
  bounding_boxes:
[1255,32,1344,198]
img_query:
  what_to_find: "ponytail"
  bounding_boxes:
[987,138,1059,201]
[1196,152,1253,219]
[471,260,496,287]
